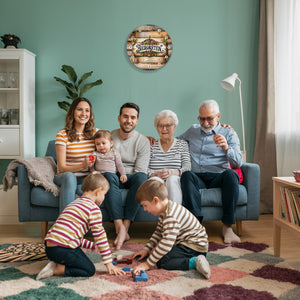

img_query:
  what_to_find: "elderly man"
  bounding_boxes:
[179,99,243,244]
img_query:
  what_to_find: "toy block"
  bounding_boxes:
[132,270,148,282]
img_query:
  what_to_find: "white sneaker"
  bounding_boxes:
[195,255,211,279]
[36,261,56,280]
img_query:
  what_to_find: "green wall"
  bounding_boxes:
[0,0,259,179]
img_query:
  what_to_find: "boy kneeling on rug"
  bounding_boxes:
[36,172,125,280]
[133,179,211,279]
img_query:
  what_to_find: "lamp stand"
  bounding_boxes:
[237,77,246,162]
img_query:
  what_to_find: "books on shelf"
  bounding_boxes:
[279,186,300,227]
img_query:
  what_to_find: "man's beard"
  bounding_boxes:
[120,123,135,133]
[201,123,217,134]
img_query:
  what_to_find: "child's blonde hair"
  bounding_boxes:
[81,172,109,192]
[136,179,168,203]
[94,130,112,142]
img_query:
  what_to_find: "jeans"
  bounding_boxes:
[157,244,206,270]
[181,169,239,224]
[101,172,147,221]
[46,246,95,277]
[54,172,85,213]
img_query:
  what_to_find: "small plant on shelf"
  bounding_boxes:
[54,65,103,112]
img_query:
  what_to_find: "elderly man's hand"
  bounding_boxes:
[147,136,156,145]
[213,134,229,151]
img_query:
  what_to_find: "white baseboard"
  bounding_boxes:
[0,185,20,225]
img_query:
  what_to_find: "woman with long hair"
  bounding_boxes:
[54,97,99,212]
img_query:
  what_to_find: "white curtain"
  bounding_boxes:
[274,0,300,176]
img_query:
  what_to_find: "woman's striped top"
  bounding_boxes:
[148,138,191,175]
[55,128,98,177]
[143,200,208,267]
[45,196,112,265]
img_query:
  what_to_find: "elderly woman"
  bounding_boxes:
[148,110,191,204]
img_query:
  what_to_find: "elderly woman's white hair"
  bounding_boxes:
[154,110,178,129]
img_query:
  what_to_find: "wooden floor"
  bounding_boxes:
[1,214,299,267]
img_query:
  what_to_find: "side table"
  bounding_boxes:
[273,176,300,256]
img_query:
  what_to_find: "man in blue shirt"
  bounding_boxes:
[179,99,243,244]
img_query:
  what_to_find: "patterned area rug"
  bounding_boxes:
[0,241,300,299]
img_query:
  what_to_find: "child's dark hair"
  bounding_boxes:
[81,172,109,192]
[136,179,168,203]
[93,129,112,142]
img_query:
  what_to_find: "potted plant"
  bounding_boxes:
[54,65,103,111]
[1,34,21,48]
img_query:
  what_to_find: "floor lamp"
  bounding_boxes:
[221,73,246,162]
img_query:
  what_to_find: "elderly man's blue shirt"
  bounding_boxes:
[178,123,243,173]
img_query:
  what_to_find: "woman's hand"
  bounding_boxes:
[150,169,169,180]
[160,169,169,180]
[105,262,126,275]
[221,123,234,130]
[83,155,94,168]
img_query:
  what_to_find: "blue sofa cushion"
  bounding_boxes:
[31,187,58,208]
[200,185,247,207]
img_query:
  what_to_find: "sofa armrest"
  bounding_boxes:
[241,163,260,219]
[17,165,33,221]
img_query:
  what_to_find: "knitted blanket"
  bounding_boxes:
[2,157,59,196]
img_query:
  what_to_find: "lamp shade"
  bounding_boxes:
[220,72,246,161]
[220,73,239,91]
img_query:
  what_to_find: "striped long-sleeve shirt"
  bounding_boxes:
[45,196,112,264]
[144,200,208,267]
[55,128,99,177]
[148,138,191,175]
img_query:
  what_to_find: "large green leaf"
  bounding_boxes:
[66,86,78,100]
[58,101,71,111]
[54,76,78,100]
[79,79,103,96]
[77,71,93,90]
[61,65,77,84]
[54,77,74,89]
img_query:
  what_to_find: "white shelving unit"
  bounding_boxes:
[0,49,35,158]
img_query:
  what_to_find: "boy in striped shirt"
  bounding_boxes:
[133,179,210,279]
[36,172,125,280]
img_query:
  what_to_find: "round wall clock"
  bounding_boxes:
[127,24,173,70]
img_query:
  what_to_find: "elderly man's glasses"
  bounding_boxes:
[197,114,218,123]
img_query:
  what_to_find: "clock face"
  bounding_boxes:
[126,24,173,70]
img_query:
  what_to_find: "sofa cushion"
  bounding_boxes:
[199,185,247,207]
[31,187,59,208]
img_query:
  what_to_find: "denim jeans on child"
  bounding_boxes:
[156,244,207,270]
[46,245,95,277]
